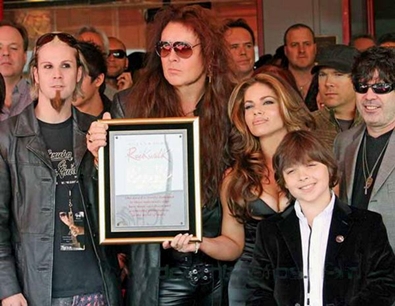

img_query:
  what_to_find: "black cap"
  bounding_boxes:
[311,44,359,74]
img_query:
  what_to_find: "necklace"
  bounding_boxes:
[297,79,310,91]
[296,80,311,98]
[362,134,390,195]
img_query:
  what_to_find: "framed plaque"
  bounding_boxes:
[98,117,202,244]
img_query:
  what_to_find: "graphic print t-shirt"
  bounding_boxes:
[39,117,102,298]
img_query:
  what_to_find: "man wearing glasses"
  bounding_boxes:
[0,33,121,306]
[106,36,133,98]
[334,46,395,251]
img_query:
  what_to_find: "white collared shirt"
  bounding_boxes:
[294,192,335,306]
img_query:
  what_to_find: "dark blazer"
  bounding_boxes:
[247,198,395,306]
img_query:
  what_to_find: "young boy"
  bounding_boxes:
[247,130,395,306]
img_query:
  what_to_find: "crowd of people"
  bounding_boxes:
[0,3,395,306]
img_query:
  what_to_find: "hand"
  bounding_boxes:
[87,112,111,160]
[2,293,28,306]
[116,72,133,91]
[69,225,84,237]
[162,233,195,253]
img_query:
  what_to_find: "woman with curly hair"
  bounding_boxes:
[224,73,315,305]
[87,4,240,306]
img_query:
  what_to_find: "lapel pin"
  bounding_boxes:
[336,235,344,243]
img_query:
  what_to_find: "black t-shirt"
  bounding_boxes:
[352,130,392,209]
[39,117,102,298]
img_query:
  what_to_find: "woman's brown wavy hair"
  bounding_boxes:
[124,5,236,208]
[224,73,316,222]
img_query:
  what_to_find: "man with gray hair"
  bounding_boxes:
[76,25,109,56]
[76,26,119,99]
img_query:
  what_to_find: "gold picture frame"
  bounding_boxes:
[98,117,202,244]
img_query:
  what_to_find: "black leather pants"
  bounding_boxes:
[159,264,224,306]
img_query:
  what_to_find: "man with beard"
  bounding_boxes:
[334,46,395,252]
[0,33,121,306]
[106,36,133,98]
[284,23,317,100]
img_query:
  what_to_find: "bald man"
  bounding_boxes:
[106,37,133,97]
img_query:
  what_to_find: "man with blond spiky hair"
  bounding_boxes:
[0,33,121,306]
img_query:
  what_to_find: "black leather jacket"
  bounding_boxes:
[0,103,122,306]
[112,89,162,306]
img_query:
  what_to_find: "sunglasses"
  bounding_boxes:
[354,82,395,94]
[36,32,77,48]
[155,41,201,59]
[108,49,127,59]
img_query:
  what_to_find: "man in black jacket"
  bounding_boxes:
[0,32,121,306]
[248,130,395,306]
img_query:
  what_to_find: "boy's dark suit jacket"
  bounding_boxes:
[247,198,395,306]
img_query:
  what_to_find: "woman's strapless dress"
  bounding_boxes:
[228,198,277,305]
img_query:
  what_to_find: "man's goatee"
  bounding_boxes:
[50,90,66,112]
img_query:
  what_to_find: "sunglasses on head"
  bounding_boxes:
[108,49,127,59]
[36,32,77,48]
[155,41,201,59]
[354,82,395,94]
